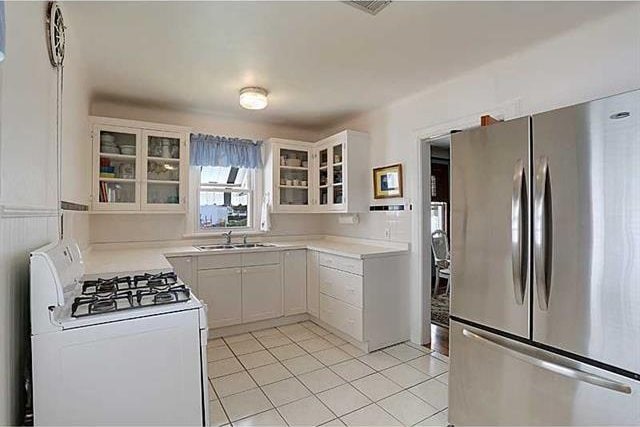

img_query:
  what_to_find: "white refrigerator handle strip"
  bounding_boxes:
[462,328,632,395]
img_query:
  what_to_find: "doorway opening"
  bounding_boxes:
[429,136,451,327]
[426,134,451,355]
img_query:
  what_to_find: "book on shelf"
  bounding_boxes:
[100,182,108,203]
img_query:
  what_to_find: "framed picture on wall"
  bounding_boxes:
[373,163,403,199]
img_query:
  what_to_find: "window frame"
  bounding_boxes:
[189,165,262,235]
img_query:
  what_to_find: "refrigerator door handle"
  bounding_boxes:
[534,156,552,310]
[511,159,527,305]
[462,328,632,394]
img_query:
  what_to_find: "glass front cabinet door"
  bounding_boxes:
[92,124,141,211]
[314,139,346,212]
[275,145,312,212]
[141,130,186,211]
[92,120,187,212]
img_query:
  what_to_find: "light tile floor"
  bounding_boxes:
[208,321,449,426]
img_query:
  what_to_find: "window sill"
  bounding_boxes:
[182,230,266,239]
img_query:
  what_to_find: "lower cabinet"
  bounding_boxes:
[306,251,319,317]
[168,256,195,291]
[319,293,363,341]
[242,264,283,323]
[283,250,307,316]
[197,267,242,329]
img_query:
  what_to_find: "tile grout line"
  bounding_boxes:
[220,321,338,426]
[259,324,341,425]
[210,320,449,426]
[411,407,449,427]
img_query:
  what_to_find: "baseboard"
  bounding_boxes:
[210,313,311,338]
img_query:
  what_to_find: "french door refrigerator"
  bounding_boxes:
[449,89,640,425]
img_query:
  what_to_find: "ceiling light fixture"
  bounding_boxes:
[609,111,630,120]
[239,87,268,110]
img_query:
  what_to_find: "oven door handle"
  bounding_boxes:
[462,328,632,394]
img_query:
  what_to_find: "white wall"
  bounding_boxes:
[88,102,326,244]
[0,2,91,424]
[60,3,92,250]
[321,4,640,343]
[91,100,323,142]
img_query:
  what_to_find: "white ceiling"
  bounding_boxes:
[67,1,624,130]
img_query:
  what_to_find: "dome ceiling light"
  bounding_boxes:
[239,87,268,110]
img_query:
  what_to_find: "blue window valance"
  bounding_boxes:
[190,134,263,169]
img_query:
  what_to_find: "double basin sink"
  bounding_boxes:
[196,242,276,251]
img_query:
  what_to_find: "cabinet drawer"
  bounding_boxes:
[319,294,363,341]
[318,253,363,275]
[198,254,242,270]
[242,251,281,266]
[319,266,362,308]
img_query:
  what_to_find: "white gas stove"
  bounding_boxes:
[30,240,209,426]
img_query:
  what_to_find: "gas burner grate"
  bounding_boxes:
[73,272,189,318]
[82,276,133,295]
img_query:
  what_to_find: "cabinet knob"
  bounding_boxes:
[236,269,242,274]
[185,258,191,263]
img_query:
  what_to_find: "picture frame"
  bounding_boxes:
[373,163,403,199]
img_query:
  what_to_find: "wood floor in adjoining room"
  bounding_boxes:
[207,321,449,426]
[426,324,449,357]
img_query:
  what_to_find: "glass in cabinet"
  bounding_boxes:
[94,125,140,209]
[142,130,185,210]
[276,146,310,210]
[332,143,344,206]
[314,141,345,211]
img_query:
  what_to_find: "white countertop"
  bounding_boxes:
[83,237,409,276]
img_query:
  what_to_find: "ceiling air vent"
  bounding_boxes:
[345,1,392,16]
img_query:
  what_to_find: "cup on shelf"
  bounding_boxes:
[100,133,116,144]
[120,145,136,155]
[285,179,293,186]
[301,180,308,187]
[334,155,341,163]
[280,178,286,185]
[293,179,300,186]
[302,161,308,168]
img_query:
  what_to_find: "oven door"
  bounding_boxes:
[32,309,204,426]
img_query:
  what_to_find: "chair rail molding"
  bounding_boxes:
[0,204,59,218]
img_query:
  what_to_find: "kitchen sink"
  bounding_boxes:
[196,243,275,251]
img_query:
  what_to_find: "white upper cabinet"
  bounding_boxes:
[92,124,142,211]
[265,131,369,214]
[314,130,369,213]
[264,138,314,213]
[91,117,188,213]
[141,130,187,211]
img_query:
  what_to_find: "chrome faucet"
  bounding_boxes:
[222,231,232,245]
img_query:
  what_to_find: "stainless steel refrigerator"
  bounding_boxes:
[449,89,640,425]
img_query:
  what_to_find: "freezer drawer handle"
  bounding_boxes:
[534,156,552,310]
[511,159,528,305]
[462,328,632,394]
